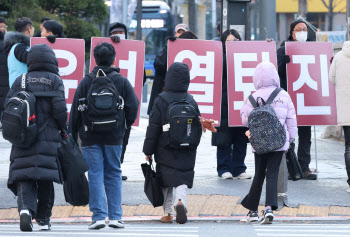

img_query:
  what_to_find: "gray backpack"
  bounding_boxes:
[248,88,286,154]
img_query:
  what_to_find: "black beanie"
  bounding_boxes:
[289,20,308,37]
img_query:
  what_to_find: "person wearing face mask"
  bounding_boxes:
[277,19,316,180]
[211,29,251,180]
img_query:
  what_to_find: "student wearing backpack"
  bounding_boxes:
[69,42,139,230]
[143,62,216,224]
[5,44,67,231]
[240,62,297,224]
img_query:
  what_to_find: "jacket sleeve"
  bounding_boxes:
[122,78,140,128]
[285,93,297,143]
[51,76,67,130]
[277,47,287,91]
[68,80,83,142]
[14,44,29,64]
[154,46,168,77]
[143,98,162,156]
[240,100,252,127]
[329,55,336,86]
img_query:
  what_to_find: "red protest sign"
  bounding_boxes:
[31,38,85,113]
[226,41,277,126]
[167,39,223,125]
[286,42,336,125]
[90,37,145,126]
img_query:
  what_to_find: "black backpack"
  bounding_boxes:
[248,88,287,154]
[82,69,124,133]
[2,73,61,148]
[159,93,202,149]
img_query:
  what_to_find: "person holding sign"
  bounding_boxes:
[329,41,350,192]
[212,29,250,180]
[277,19,316,180]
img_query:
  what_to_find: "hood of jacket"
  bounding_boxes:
[4,31,30,52]
[253,62,280,90]
[27,44,59,75]
[341,41,350,58]
[165,62,190,92]
[92,65,121,75]
[108,22,128,39]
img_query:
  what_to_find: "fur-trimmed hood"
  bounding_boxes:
[4,31,30,53]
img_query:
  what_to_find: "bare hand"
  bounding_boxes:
[200,117,217,133]
[265,38,274,42]
[245,130,251,139]
[145,155,152,162]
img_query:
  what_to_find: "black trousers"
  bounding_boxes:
[297,126,312,171]
[121,126,131,164]
[343,126,350,185]
[241,151,283,211]
[17,180,54,221]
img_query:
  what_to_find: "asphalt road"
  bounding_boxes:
[0,221,349,237]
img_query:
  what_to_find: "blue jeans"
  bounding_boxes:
[82,145,123,221]
[217,142,247,177]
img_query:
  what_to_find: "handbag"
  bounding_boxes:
[57,133,89,181]
[63,173,89,206]
[141,158,164,207]
[286,142,304,181]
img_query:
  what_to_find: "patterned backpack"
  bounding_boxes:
[248,88,286,154]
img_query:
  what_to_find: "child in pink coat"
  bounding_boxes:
[240,62,297,224]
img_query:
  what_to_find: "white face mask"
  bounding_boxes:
[295,31,308,42]
[116,34,125,40]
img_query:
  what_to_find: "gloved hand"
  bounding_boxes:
[168,36,177,42]
[200,117,217,133]
[283,55,291,64]
[110,35,121,43]
[47,35,57,43]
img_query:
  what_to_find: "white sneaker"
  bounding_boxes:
[221,172,233,179]
[346,187,350,193]
[108,220,125,228]
[88,220,106,230]
[233,172,252,179]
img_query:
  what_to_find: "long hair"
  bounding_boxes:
[221,29,242,51]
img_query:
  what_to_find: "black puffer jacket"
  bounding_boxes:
[0,31,9,112]
[69,66,139,147]
[211,55,248,146]
[143,63,201,189]
[147,45,167,115]
[7,44,67,195]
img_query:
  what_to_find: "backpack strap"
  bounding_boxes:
[248,94,258,108]
[266,88,283,105]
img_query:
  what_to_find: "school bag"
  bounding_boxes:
[82,69,124,132]
[159,92,202,149]
[248,88,286,154]
[2,73,61,148]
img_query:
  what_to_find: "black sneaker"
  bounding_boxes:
[261,209,274,224]
[302,170,317,180]
[122,176,128,181]
[88,220,106,230]
[246,211,259,222]
[19,209,33,232]
[175,199,187,224]
[37,220,51,231]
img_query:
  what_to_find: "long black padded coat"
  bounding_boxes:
[143,62,201,189]
[7,44,67,195]
[0,31,9,112]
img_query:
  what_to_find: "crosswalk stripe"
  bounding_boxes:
[257,234,350,237]
[256,229,350,233]
[0,231,198,237]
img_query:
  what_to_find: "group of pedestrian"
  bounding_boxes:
[0,15,347,232]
